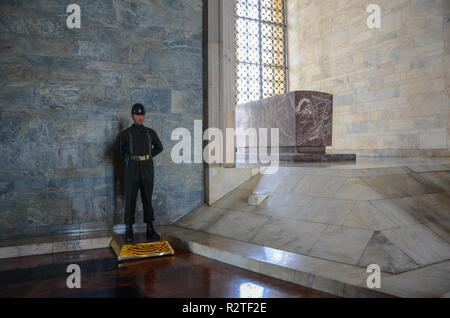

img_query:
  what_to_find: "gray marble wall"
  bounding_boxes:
[0,0,204,239]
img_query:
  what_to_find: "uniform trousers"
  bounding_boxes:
[124,159,154,224]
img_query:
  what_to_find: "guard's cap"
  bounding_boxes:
[131,103,146,115]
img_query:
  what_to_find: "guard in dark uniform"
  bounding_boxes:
[112,103,164,243]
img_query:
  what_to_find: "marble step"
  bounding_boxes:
[158,224,395,298]
[237,146,325,154]
[0,231,114,259]
[277,152,356,162]
[0,224,154,259]
[2,225,447,297]
[236,152,356,162]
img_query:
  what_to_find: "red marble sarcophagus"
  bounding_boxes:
[235,91,355,162]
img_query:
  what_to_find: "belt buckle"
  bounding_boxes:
[132,155,150,161]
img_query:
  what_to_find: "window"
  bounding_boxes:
[235,0,287,105]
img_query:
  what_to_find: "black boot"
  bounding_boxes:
[146,222,161,241]
[125,224,134,243]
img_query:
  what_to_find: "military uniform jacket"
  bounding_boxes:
[112,124,163,180]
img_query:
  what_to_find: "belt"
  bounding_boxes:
[131,154,151,161]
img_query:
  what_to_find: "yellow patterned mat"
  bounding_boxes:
[121,241,174,258]
[111,236,175,261]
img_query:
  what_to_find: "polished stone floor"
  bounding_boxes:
[174,158,450,297]
[0,248,335,298]
[0,158,448,297]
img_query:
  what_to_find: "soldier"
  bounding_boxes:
[112,103,164,243]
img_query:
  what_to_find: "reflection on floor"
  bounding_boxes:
[172,157,450,297]
[0,248,336,298]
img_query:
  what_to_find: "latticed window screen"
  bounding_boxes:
[235,0,287,105]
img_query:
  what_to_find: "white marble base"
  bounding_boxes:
[0,231,114,259]
[248,194,268,206]
[159,225,398,297]
[173,160,450,295]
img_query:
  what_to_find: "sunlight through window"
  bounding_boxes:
[235,0,287,105]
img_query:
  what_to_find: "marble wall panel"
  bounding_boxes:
[0,0,204,239]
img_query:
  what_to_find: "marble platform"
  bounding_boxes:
[171,158,450,297]
[0,231,113,259]
[1,158,448,297]
[0,225,146,260]
[236,149,356,163]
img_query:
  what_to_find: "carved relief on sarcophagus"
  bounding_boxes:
[294,91,333,148]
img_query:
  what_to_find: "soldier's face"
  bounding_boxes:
[132,114,145,125]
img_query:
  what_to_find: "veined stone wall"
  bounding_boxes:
[287,0,449,157]
[0,0,204,239]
